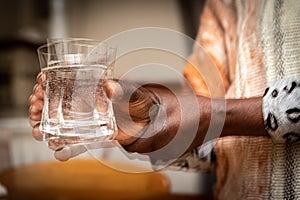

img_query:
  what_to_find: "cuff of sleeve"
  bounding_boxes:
[262,77,300,143]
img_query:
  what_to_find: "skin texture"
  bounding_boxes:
[28,72,269,161]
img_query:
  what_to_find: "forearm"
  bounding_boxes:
[124,86,269,153]
[221,97,269,137]
[185,95,270,151]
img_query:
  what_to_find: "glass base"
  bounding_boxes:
[42,130,117,147]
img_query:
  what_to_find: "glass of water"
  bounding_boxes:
[37,38,118,145]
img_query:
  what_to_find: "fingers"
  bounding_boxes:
[29,84,44,102]
[54,145,87,161]
[30,72,89,161]
[105,79,154,118]
[29,86,44,141]
[104,79,148,102]
[36,71,45,85]
[28,80,44,121]
[29,72,44,105]
[104,79,157,146]
[29,98,43,116]
[32,123,43,141]
[49,140,117,162]
[104,80,124,101]
[48,138,87,161]
[29,72,45,141]
[115,130,141,146]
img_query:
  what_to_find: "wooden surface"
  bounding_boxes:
[0,159,170,200]
[0,159,213,200]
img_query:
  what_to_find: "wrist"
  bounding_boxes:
[144,84,180,151]
[222,97,268,137]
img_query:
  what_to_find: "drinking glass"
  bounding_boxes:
[37,38,117,144]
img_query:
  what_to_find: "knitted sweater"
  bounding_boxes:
[182,0,300,199]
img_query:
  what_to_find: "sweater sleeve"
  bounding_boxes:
[262,77,300,143]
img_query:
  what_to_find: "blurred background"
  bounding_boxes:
[0,0,216,198]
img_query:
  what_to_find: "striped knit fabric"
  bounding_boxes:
[180,0,300,199]
[260,0,300,199]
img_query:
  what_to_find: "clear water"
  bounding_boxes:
[40,65,116,142]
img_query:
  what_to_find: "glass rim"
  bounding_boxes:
[37,38,104,56]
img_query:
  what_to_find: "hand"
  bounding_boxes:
[29,73,181,161]
[106,81,182,153]
[29,72,45,141]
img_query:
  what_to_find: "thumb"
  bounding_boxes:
[54,145,87,161]
[104,80,124,101]
[104,79,148,103]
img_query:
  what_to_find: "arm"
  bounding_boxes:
[29,76,269,160]
[121,84,269,153]
[188,96,268,151]
[123,0,241,155]
[222,97,267,137]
